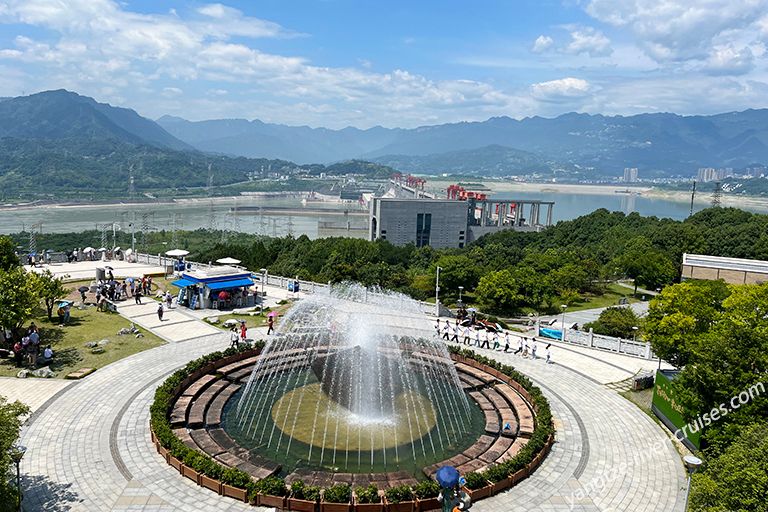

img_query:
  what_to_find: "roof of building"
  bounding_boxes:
[682,253,768,275]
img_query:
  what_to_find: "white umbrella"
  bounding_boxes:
[125,248,133,255]
[216,257,241,265]
[165,249,189,257]
[83,247,95,253]
[98,247,107,252]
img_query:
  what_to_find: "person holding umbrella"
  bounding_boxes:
[157,302,164,321]
[267,312,276,335]
[240,320,247,344]
[78,285,89,304]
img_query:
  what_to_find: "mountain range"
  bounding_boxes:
[159,110,768,175]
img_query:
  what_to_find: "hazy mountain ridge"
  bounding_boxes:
[160,110,768,175]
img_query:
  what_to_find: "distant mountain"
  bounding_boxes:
[372,145,557,175]
[0,90,190,151]
[160,110,768,175]
[157,115,402,164]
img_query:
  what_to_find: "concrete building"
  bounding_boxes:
[369,196,555,248]
[681,253,768,285]
[623,167,638,183]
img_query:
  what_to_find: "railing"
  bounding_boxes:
[554,325,655,360]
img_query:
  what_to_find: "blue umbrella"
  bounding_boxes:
[435,466,460,488]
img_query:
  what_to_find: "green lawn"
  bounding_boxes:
[0,305,165,378]
[563,283,641,312]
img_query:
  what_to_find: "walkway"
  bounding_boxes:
[15,324,686,512]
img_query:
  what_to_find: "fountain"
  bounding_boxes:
[225,283,484,476]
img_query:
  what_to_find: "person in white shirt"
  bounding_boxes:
[462,325,471,345]
[442,320,451,340]
[503,332,511,352]
[545,344,553,364]
[531,340,538,359]
[492,332,500,350]
[474,329,481,347]
[450,323,459,343]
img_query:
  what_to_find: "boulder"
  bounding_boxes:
[32,366,55,378]
[98,339,110,346]
[84,341,98,348]
[16,369,29,379]
[208,316,220,324]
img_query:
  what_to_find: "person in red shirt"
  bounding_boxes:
[240,321,247,344]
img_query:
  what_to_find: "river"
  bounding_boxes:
[2,187,766,238]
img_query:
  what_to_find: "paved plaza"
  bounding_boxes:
[7,267,688,511]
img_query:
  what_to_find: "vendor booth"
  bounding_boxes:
[171,266,255,310]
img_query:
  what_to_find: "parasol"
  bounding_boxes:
[98,247,107,252]
[78,286,89,293]
[83,247,95,253]
[435,466,460,488]
[215,257,241,265]
[267,311,278,317]
[165,249,189,257]
[218,291,230,300]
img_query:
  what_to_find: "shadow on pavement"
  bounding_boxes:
[22,474,83,511]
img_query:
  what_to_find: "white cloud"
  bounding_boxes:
[162,86,183,97]
[703,45,755,75]
[532,35,554,53]
[564,26,612,57]
[585,0,768,63]
[531,77,593,102]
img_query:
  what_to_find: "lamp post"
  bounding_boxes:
[9,444,26,512]
[435,266,443,317]
[632,325,638,342]
[560,304,568,341]
[458,286,464,306]
[683,454,703,510]
[259,268,267,314]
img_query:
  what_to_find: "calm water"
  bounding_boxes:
[2,190,765,237]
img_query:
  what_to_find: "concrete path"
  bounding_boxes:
[0,377,74,414]
[16,326,686,512]
[25,260,165,282]
[541,301,650,328]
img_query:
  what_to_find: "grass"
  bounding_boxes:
[0,305,165,378]
[205,303,293,330]
[620,387,655,417]
[562,283,641,312]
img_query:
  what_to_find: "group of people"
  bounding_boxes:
[229,321,249,347]
[86,274,155,308]
[12,323,53,368]
[436,319,553,364]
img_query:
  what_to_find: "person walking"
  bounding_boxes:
[545,344,553,364]
[450,323,459,343]
[474,328,481,347]
[134,289,142,305]
[12,340,23,367]
[492,332,500,351]
[503,332,511,352]
[442,320,450,341]
[240,321,247,344]
[462,325,471,345]
[230,326,240,347]
[157,302,164,321]
[434,318,441,337]
[267,315,275,335]
[514,337,524,355]
[165,291,173,309]
[531,340,538,359]
[481,330,490,349]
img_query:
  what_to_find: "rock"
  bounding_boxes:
[97,339,110,346]
[117,328,131,336]
[16,369,28,379]
[32,366,55,378]
[90,347,106,354]
[84,341,98,348]
[208,316,220,324]
[135,333,144,338]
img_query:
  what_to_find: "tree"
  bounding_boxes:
[0,267,39,337]
[431,255,478,297]
[475,270,524,314]
[583,306,641,339]
[690,422,768,512]
[0,236,19,271]
[645,279,731,368]
[0,396,30,510]
[31,270,70,320]
[611,237,677,293]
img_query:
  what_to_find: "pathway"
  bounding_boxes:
[15,321,686,512]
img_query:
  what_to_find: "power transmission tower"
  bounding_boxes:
[171,213,181,247]
[712,182,722,208]
[141,212,153,250]
[97,223,109,249]
[689,181,696,217]
[207,163,214,194]
[128,164,136,199]
[29,222,42,255]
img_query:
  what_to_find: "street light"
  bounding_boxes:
[683,454,703,511]
[560,304,568,341]
[458,286,464,306]
[435,266,443,317]
[632,325,639,341]
[9,444,26,512]
[259,268,267,314]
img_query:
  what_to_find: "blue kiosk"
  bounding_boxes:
[171,266,255,310]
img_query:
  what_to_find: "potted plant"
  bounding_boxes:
[412,480,440,512]
[354,484,383,512]
[321,483,352,512]
[383,484,414,512]
[255,475,288,508]
[289,480,320,512]
[462,472,493,500]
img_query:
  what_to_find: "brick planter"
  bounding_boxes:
[288,497,318,512]
[415,497,440,512]
[258,494,287,509]
[222,484,248,502]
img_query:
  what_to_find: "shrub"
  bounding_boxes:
[412,480,440,499]
[254,476,288,497]
[463,472,488,490]
[355,484,380,504]
[384,484,413,504]
[323,483,351,503]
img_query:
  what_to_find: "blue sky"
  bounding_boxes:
[1,0,768,128]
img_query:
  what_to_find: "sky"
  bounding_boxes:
[1,0,768,128]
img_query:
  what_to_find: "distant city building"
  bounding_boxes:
[697,167,733,182]
[681,253,768,285]
[623,167,638,183]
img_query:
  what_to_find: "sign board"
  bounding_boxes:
[652,370,701,449]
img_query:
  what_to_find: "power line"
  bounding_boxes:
[712,181,722,208]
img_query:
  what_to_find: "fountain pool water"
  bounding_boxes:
[224,283,485,476]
